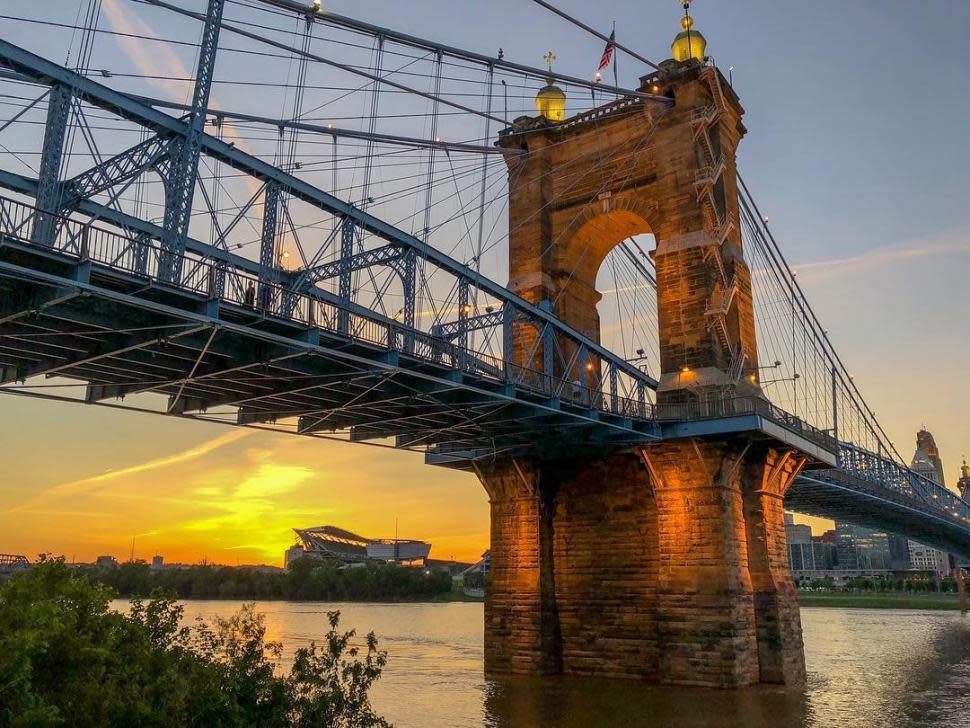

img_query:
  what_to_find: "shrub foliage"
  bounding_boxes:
[0,559,390,727]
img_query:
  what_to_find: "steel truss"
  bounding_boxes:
[0,38,656,399]
[0,196,659,463]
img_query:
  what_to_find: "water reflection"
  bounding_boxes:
[120,601,970,727]
[483,676,809,728]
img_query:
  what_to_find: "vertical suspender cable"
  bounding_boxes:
[416,50,443,326]
[472,62,495,311]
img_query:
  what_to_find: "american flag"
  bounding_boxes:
[598,30,616,73]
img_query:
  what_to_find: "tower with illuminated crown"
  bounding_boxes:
[909,429,952,574]
[478,2,817,689]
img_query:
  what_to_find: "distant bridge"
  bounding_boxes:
[0,554,30,576]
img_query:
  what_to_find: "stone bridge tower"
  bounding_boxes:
[475,11,809,688]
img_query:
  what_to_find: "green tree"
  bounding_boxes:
[0,559,390,727]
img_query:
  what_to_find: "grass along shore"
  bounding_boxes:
[798,591,964,610]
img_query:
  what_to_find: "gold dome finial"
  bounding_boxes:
[535,51,566,122]
[671,1,707,63]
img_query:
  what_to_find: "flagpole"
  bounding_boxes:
[612,20,618,90]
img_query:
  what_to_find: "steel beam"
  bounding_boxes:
[32,84,73,246]
[259,181,280,289]
[337,216,353,334]
[62,135,171,211]
[300,243,404,289]
[158,0,225,282]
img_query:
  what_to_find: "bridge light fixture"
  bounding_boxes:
[586,362,594,372]
[461,303,472,315]
[680,365,691,373]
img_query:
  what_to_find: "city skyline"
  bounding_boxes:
[1,0,968,566]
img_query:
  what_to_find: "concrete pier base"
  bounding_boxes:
[477,442,806,688]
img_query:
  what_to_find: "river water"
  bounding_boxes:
[149,601,970,727]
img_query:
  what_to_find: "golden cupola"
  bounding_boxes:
[671,3,707,63]
[535,51,566,121]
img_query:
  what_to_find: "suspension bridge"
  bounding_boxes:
[0,0,966,688]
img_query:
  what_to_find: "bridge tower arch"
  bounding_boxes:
[498,60,760,405]
[478,53,807,688]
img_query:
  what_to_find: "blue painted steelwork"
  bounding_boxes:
[158,0,225,283]
[32,84,72,247]
[0,39,657,397]
[259,182,281,290]
[0,194,660,459]
[60,135,171,214]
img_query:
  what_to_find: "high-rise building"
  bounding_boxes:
[908,429,951,575]
[784,515,838,573]
[957,460,970,501]
[913,428,946,484]
[784,512,812,545]
[835,522,893,570]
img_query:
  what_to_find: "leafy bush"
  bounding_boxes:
[0,559,389,727]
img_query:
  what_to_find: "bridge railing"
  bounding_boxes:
[837,442,970,524]
[0,554,30,572]
[654,394,838,455]
[0,195,655,424]
[650,388,970,526]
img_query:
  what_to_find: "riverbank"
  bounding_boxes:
[798,591,963,610]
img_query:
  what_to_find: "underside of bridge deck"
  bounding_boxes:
[0,238,659,461]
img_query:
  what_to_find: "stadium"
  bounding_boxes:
[286,525,431,567]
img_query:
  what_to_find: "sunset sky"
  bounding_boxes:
[1,0,968,565]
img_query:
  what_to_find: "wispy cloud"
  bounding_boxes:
[102,0,194,102]
[174,463,323,560]
[792,234,970,282]
[11,429,252,512]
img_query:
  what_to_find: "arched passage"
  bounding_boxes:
[552,202,653,341]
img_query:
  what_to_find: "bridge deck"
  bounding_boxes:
[0,201,660,463]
